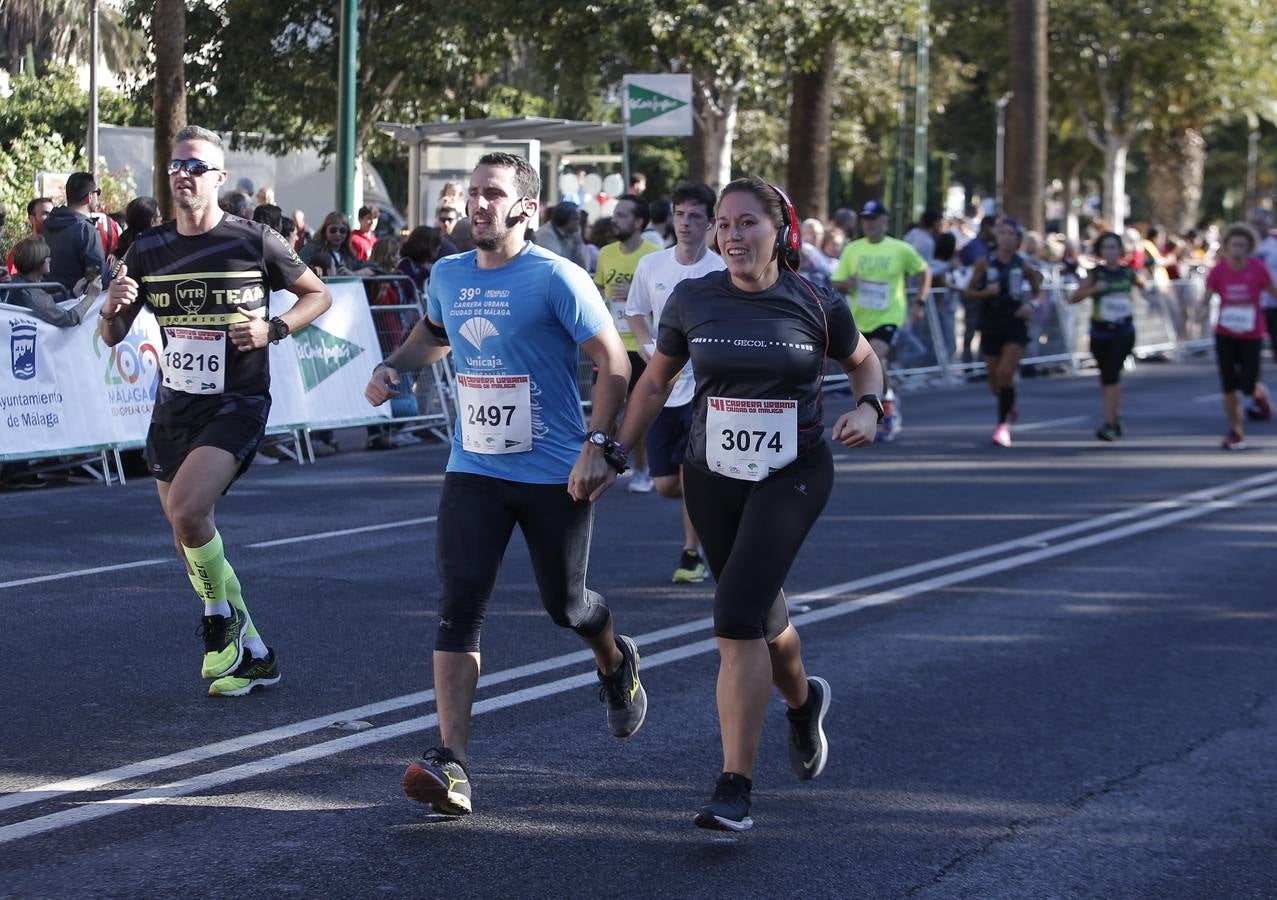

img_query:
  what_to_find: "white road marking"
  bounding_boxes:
[3,469,1273,815]
[246,516,438,548]
[0,558,167,590]
[2,473,1274,844]
[1013,414,1090,432]
[0,516,442,589]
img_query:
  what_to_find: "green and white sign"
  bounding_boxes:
[293,325,364,393]
[624,74,693,137]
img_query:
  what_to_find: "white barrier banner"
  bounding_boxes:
[267,280,389,428]
[1,299,161,458]
[1,281,386,460]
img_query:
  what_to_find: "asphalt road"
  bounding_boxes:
[2,357,1275,899]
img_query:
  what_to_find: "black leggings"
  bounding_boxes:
[682,442,834,641]
[434,472,611,652]
[1215,334,1262,395]
[1091,327,1136,386]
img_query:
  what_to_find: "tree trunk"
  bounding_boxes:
[1063,162,1082,242]
[152,0,186,220]
[787,42,837,220]
[1102,137,1129,231]
[1006,0,1047,233]
[1147,125,1205,234]
[689,81,738,191]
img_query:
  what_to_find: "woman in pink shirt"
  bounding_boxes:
[1204,223,1277,450]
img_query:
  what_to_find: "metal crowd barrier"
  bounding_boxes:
[818,269,1216,393]
[352,274,455,452]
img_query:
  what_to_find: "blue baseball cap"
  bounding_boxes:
[861,200,888,219]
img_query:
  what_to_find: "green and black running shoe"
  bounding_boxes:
[672,549,708,583]
[597,635,648,740]
[208,647,280,697]
[198,607,245,679]
[403,747,472,816]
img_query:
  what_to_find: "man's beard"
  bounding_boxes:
[474,218,511,251]
[175,192,208,215]
[615,226,635,242]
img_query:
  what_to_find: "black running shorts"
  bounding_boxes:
[644,402,693,479]
[1091,326,1136,386]
[864,324,899,347]
[144,411,267,487]
[682,442,834,641]
[1215,333,1262,395]
[433,472,611,653]
[980,319,1029,357]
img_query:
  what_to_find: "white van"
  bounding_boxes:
[96,124,404,235]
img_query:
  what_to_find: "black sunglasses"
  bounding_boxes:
[167,158,222,177]
[327,226,349,234]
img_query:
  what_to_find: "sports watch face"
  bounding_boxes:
[588,431,608,446]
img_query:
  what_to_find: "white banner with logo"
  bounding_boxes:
[267,280,389,428]
[1,298,161,459]
[0,281,386,461]
[623,74,693,137]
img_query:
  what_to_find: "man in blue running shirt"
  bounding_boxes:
[364,153,648,817]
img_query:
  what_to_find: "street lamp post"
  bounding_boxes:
[995,92,1012,215]
[87,0,99,175]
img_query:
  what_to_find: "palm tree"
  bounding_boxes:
[1,0,145,77]
[153,0,186,217]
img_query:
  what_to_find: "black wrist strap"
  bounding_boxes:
[267,316,290,343]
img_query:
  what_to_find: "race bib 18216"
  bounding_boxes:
[456,373,532,454]
[705,397,798,481]
[161,327,225,394]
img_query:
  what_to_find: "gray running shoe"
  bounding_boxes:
[597,635,648,739]
[403,747,472,816]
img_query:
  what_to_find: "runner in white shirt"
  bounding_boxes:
[627,182,725,583]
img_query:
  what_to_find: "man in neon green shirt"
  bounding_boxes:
[832,200,930,440]
[595,193,660,488]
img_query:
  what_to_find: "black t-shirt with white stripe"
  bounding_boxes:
[128,214,308,425]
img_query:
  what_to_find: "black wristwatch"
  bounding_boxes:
[267,316,291,344]
[856,393,886,423]
[585,429,630,473]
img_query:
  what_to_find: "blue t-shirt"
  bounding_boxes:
[428,242,612,483]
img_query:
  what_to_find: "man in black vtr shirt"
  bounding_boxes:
[100,125,331,697]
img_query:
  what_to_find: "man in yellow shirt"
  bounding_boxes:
[596,193,660,489]
[832,200,930,440]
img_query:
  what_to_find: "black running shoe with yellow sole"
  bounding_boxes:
[672,549,708,583]
[694,773,753,832]
[403,747,472,816]
[597,635,648,739]
[208,647,280,697]
[198,607,245,679]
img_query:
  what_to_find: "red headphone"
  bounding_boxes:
[769,183,802,270]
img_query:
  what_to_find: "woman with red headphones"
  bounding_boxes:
[593,175,884,831]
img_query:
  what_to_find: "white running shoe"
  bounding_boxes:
[992,423,1012,447]
[627,470,654,493]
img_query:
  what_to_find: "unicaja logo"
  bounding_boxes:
[459,317,500,350]
[10,319,37,380]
